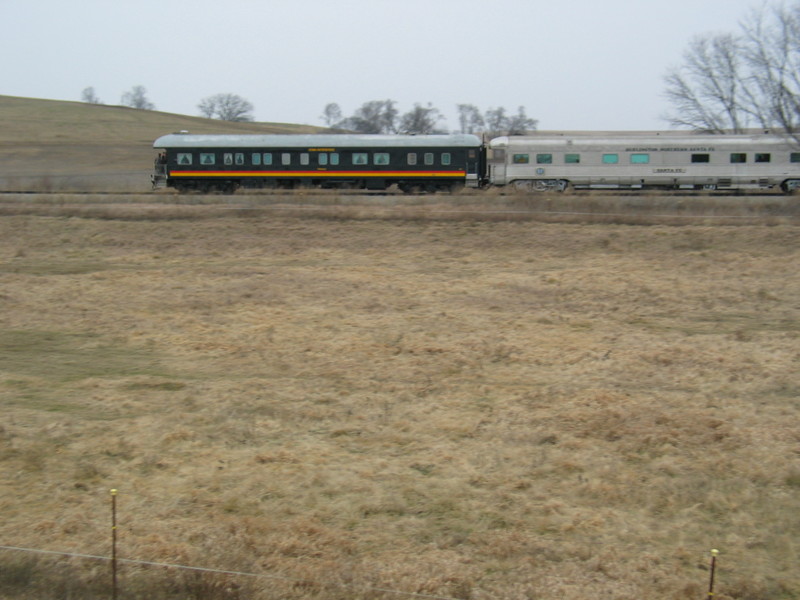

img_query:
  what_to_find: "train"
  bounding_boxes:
[152,130,800,194]
[151,133,484,194]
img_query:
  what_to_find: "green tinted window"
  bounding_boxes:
[512,154,529,164]
[730,153,746,163]
[602,154,619,164]
[536,153,553,164]
[630,154,650,164]
[791,153,800,163]
[565,153,580,164]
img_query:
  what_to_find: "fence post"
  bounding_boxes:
[707,548,719,600]
[110,489,118,600]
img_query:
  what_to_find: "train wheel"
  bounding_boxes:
[781,179,800,194]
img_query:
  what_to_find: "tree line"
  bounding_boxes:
[319,101,537,136]
[82,1,800,139]
[81,86,537,134]
[80,86,255,121]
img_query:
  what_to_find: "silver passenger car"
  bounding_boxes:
[488,132,800,192]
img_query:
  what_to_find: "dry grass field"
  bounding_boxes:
[0,196,798,600]
[0,96,799,599]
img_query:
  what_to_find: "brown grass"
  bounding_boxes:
[0,200,799,600]
[0,94,326,192]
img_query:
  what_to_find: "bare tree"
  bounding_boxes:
[742,2,800,136]
[198,93,254,121]
[81,87,102,104]
[341,100,398,134]
[120,85,155,110]
[456,104,485,134]
[484,107,510,136]
[506,106,538,135]
[321,103,344,128]
[664,34,749,132]
[664,1,800,137]
[398,103,446,134]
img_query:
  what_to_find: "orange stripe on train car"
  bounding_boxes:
[171,170,465,178]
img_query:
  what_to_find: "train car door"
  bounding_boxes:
[465,147,482,187]
[488,147,507,185]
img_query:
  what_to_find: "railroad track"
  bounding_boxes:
[0,188,790,198]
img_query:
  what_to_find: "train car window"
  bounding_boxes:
[442,153,452,166]
[791,153,800,163]
[730,153,747,163]
[200,153,215,165]
[512,154,529,164]
[374,153,390,165]
[263,153,273,166]
[424,153,434,166]
[318,153,328,166]
[331,153,340,166]
[300,153,310,166]
[630,154,650,164]
[178,153,193,165]
[353,153,368,165]
[224,153,234,166]
[602,154,619,164]
[755,153,771,163]
[691,154,710,163]
[282,153,291,165]
[536,154,552,164]
[235,153,245,166]
[407,153,418,165]
[488,149,505,163]
[565,154,580,164]
[251,153,262,166]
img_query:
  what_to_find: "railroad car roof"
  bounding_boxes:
[490,134,797,149]
[154,133,482,149]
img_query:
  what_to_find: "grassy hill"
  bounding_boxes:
[0,95,325,190]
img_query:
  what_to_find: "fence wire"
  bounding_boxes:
[0,544,461,600]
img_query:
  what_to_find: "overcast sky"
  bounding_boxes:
[3,0,765,131]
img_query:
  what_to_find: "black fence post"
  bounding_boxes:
[707,548,719,600]
[111,489,118,600]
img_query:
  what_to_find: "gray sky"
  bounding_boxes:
[3,0,763,131]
